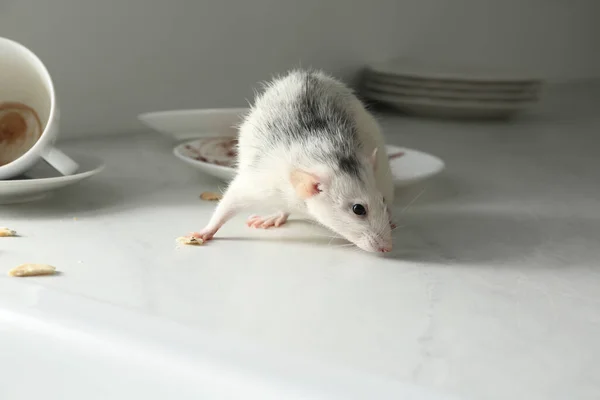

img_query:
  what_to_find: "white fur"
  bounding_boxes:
[196,70,395,253]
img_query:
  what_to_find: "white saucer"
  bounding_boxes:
[0,153,105,204]
[174,138,445,187]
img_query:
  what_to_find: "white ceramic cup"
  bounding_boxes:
[0,37,78,180]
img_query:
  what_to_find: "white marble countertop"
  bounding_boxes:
[2,86,600,399]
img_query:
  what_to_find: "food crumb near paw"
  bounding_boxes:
[200,191,222,201]
[176,236,204,246]
[0,227,17,237]
[8,263,57,277]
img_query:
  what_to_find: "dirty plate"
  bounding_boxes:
[174,138,444,187]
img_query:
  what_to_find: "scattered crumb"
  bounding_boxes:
[0,227,17,237]
[176,236,204,246]
[200,191,222,201]
[8,263,57,277]
[73,217,78,221]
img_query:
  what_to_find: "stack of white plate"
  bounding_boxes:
[361,59,543,119]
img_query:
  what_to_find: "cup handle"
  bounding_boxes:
[42,147,79,175]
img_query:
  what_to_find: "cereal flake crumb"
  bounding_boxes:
[200,191,222,201]
[176,236,204,246]
[0,227,17,237]
[8,263,57,277]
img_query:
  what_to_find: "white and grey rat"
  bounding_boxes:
[192,70,395,252]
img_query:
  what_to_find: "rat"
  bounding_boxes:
[192,70,395,253]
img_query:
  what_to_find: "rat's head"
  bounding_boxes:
[291,149,392,253]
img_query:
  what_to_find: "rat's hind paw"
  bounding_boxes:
[246,212,289,229]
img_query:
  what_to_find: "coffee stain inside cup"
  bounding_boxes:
[0,102,42,166]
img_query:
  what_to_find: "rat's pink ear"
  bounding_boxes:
[290,169,322,199]
[370,148,378,172]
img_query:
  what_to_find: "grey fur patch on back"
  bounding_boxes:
[259,71,363,177]
[337,155,361,177]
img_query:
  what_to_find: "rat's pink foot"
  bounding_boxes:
[246,212,289,229]
[190,227,218,241]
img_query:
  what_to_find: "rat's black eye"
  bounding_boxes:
[352,204,367,216]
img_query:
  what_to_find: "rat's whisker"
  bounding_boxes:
[327,236,338,246]
[331,243,356,248]
[399,188,426,215]
[311,232,344,239]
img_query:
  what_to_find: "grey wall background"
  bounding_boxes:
[2,0,599,138]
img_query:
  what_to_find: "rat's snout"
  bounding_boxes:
[378,245,392,253]
[377,239,393,253]
[356,235,393,253]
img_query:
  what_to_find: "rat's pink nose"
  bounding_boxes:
[378,246,391,253]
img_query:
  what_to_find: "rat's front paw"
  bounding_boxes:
[190,228,217,241]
